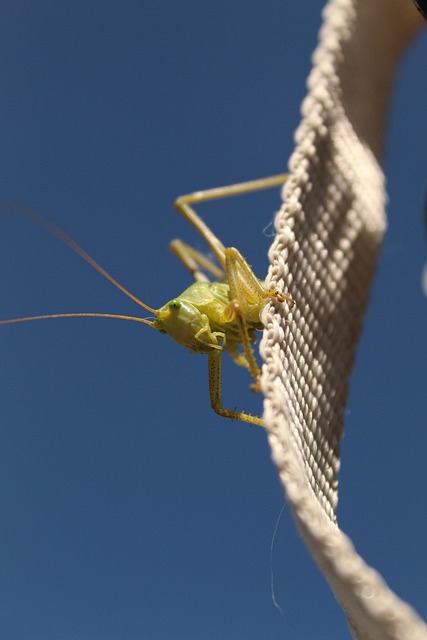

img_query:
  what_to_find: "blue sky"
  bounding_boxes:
[0,2,426,639]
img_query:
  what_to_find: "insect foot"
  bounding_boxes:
[267,288,296,306]
[250,378,261,394]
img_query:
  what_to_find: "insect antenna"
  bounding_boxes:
[1,202,157,327]
[0,313,155,327]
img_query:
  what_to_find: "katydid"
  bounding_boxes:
[1,175,294,427]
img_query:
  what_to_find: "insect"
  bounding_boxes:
[1,174,294,427]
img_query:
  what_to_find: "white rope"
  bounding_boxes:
[261,0,426,637]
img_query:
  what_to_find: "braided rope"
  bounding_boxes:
[261,0,426,637]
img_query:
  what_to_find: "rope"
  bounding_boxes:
[261,0,426,637]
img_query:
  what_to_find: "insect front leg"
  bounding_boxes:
[194,317,224,351]
[208,353,264,428]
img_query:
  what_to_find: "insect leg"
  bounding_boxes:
[223,247,294,393]
[225,246,295,306]
[174,174,288,268]
[224,298,262,391]
[169,239,225,282]
[208,353,264,427]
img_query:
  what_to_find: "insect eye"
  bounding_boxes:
[168,300,181,310]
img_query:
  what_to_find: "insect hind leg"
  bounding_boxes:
[173,174,289,269]
[169,239,225,283]
[208,353,264,428]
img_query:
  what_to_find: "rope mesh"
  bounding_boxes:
[260,0,426,637]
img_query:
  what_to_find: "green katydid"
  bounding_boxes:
[1,174,294,427]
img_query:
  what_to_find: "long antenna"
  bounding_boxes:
[0,313,154,327]
[4,202,157,314]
